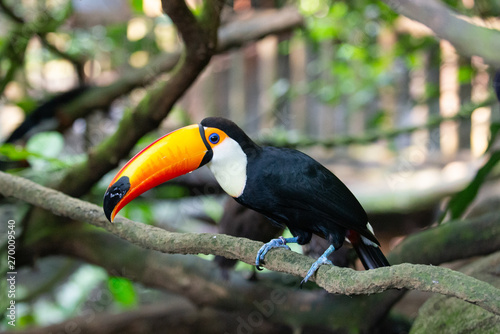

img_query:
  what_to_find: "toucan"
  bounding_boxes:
[103,117,389,285]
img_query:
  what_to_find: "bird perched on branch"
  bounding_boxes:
[103,117,389,285]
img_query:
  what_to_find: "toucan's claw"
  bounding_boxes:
[300,244,335,288]
[300,257,333,288]
[255,237,291,269]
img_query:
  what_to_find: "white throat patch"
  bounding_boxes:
[207,136,247,198]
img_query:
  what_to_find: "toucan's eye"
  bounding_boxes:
[209,133,220,144]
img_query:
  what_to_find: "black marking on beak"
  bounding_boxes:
[103,176,130,222]
[198,124,213,168]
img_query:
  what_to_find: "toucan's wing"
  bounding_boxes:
[255,147,377,244]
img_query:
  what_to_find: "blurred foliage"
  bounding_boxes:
[0,132,71,170]
[440,122,500,223]
[293,0,443,132]
[108,277,137,309]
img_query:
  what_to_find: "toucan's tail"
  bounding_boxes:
[353,240,390,269]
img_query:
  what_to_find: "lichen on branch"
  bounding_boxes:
[1,170,500,316]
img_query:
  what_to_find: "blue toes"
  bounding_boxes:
[255,236,292,269]
[300,257,333,287]
[300,244,336,287]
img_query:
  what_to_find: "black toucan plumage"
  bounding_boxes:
[200,118,389,279]
[103,117,389,285]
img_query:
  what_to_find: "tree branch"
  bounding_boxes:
[0,0,73,94]
[382,0,500,67]
[55,0,223,197]
[388,210,500,265]
[38,33,86,84]
[411,251,500,333]
[11,302,294,334]
[1,170,500,316]
[217,7,303,51]
[22,228,402,331]
[261,95,498,148]
[60,7,304,122]
[54,6,303,197]
[0,0,24,23]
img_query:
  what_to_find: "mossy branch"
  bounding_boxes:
[56,0,224,197]
[53,3,306,198]
[1,170,500,316]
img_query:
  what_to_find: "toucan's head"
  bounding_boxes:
[103,117,257,222]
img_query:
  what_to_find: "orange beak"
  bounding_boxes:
[103,124,212,222]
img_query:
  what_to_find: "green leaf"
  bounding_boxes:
[26,132,64,158]
[18,314,36,328]
[25,132,66,170]
[0,141,70,171]
[441,150,500,222]
[108,277,137,308]
[122,201,154,224]
[202,197,223,223]
[486,122,500,152]
[0,143,31,161]
[458,65,473,84]
[16,98,38,113]
[130,0,143,14]
[154,184,190,199]
[440,121,500,222]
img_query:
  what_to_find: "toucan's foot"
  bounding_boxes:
[255,236,293,270]
[300,244,336,287]
[300,257,333,287]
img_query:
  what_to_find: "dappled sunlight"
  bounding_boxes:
[127,17,150,41]
[154,23,180,52]
[442,160,473,183]
[471,107,491,156]
[43,60,77,91]
[143,0,163,17]
[439,41,460,159]
[45,32,71,52]
[129,50,149,68]
[0,106,24,140]
[349,160,475,214]
[83,59,102,78]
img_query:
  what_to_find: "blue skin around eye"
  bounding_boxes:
[209,134,219,144]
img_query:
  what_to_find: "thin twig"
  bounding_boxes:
[0,0,25,23]
[38,33,86,84]
[261,96,498,148]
